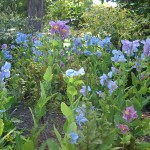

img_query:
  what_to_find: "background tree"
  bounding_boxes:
[28,0,44,31]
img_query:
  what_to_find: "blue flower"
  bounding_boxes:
[65,67,85,77]
[99,37,112,48]
[107,80,118,95]
[111,66,119,74]
[70,132,79,144]
[91,106,95,111]
[89,36,100,46]
[100,74,107,86]
[73,37,82,47]
[32,47,43,57]
[80,86,91,97]
[84,33,90,41]
[16,32,27,44]
[76,106,86,115]
[96,91,105,99]
[107,71,113,78]
[133,61,141,71]
[2,50,12,60]
[10,45,15,49]
[111,50,126,62]
[95,51,102,58]
[33,40,43,47]
[84,50,92,56]
[0,110,6,113]
[1,62,11,80]
[76,113,88,127]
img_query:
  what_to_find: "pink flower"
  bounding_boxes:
[123,106,138,122]
[118,124,129,134]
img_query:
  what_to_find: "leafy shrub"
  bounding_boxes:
[44,0,93,29]
[80,5,150,48]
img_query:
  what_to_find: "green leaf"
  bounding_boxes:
[131,72,139,85]
[52,40,59,47]
[43,66,53,81]
[67,86,77,96]
[139,86,147,94]
[135,142,150,150]
[46,139,59,150]
[61,102,73,120]
[40,82,46,99]
[29,107,38,128]
[22,140,34,150]
[54,126,62,145]
[0,119,4,136]
[68,122,77,133]
[74,80,84,86]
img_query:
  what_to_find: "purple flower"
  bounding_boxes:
[121,40,140,56]
[141,39,150,56]
[49,20,70,38]
[123,106,138,122]
[107,80,118,95]
[118,124,129,134]
[80,86,91,97]
[60,25,70,38]
[70,132,79,144]
[60,61,65,68]
[76,113,88,127]
[1,44,7,50]
[59,50,64,56]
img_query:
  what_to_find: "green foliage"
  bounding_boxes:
[116,0,150,16]
[81,5,149,48]
[0,0,27,16]
[44,0,93,29]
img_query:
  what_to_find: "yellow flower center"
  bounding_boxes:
[125,110,129,115]
[62,29,66,34]
[122,127,125,131]
[54,25,59,31]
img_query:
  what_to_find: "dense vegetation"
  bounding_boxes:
[0,0,150,149]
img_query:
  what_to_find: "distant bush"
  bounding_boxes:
[80,5,150,48]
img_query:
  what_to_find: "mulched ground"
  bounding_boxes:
[9,103,150,146]
[9,103,65,144]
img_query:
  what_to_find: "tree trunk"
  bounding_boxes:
[28,0,43,31]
